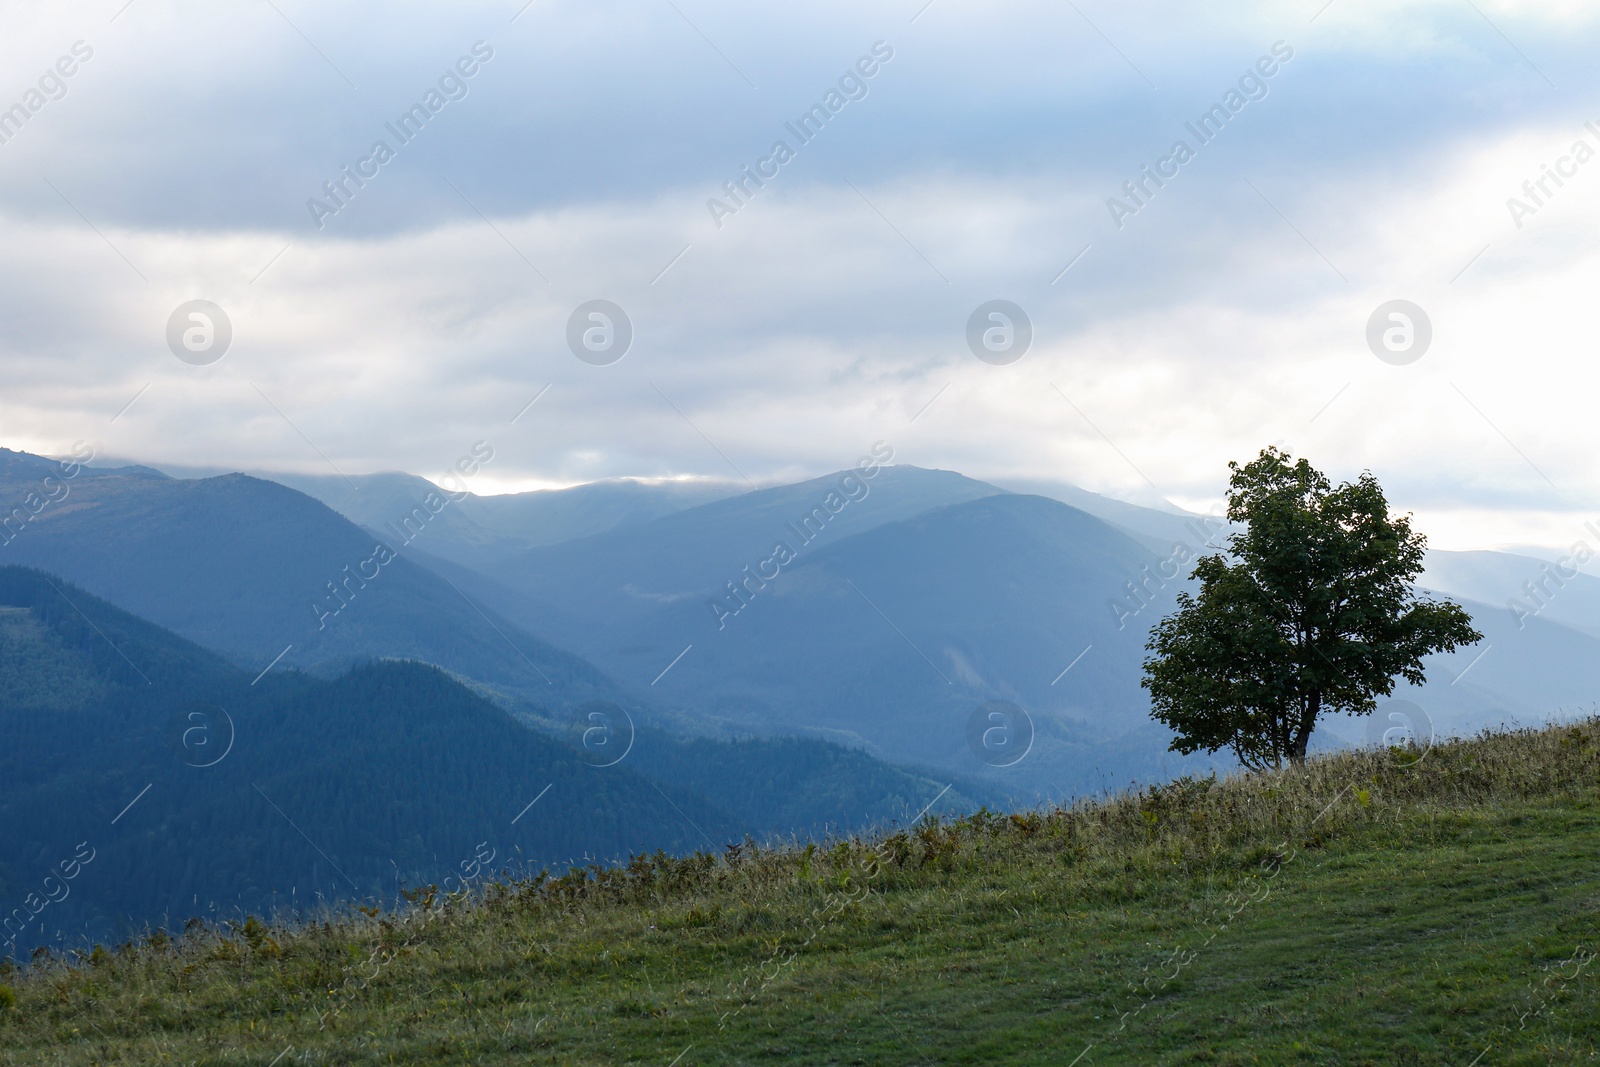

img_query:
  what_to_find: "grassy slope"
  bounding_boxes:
[3,721,1598,1066]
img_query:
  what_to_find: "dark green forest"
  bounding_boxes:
[0,566,982,959]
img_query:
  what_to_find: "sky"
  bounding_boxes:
[1,0,1597,551]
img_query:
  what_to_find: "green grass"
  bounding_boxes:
[5,720,1600,1065]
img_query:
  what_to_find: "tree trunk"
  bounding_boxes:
[1288,690,1321,765]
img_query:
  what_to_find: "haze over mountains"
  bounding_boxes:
[448,474,1184,786]
[0,449,608,710]
[208,451,1600,748]
[4,444,1598,954]
[14,446,1598,752]
[123,459,745,571]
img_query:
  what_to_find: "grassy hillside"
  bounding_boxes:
[3,720,1598,1064]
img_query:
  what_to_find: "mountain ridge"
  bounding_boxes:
[0,565,990,957]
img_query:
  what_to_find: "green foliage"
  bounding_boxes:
[1144,447,1482,768]
[1,718,1597,1063]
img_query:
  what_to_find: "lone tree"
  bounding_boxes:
[1143,447,1480,769]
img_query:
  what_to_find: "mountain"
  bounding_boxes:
[426,463,1600,787]
[278,472,743,568]
[990,474,1225,556]
[18,444,1589,802]
[0,449,611,709]
[1421,548,1600,641]
[1391,591,1600,732]
[0,566,984,958]
[960,478,1600,741]
[474,464,1013,630]
[639,492,1192,788]
[105,457,743,571]
[439,471,1199,792]
[0,566,732,955]
[0,447,994,796]
[444,465,1013,667]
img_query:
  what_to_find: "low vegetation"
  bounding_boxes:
[4,718,1598,1065]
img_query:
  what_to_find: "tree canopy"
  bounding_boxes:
[1142,448,1481,769]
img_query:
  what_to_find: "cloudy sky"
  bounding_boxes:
[1,0,1596,550]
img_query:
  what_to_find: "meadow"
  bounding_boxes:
[3,718,1597,1065]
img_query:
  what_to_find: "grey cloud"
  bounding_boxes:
[1,0,1597,550]
[1,0,1593,237]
